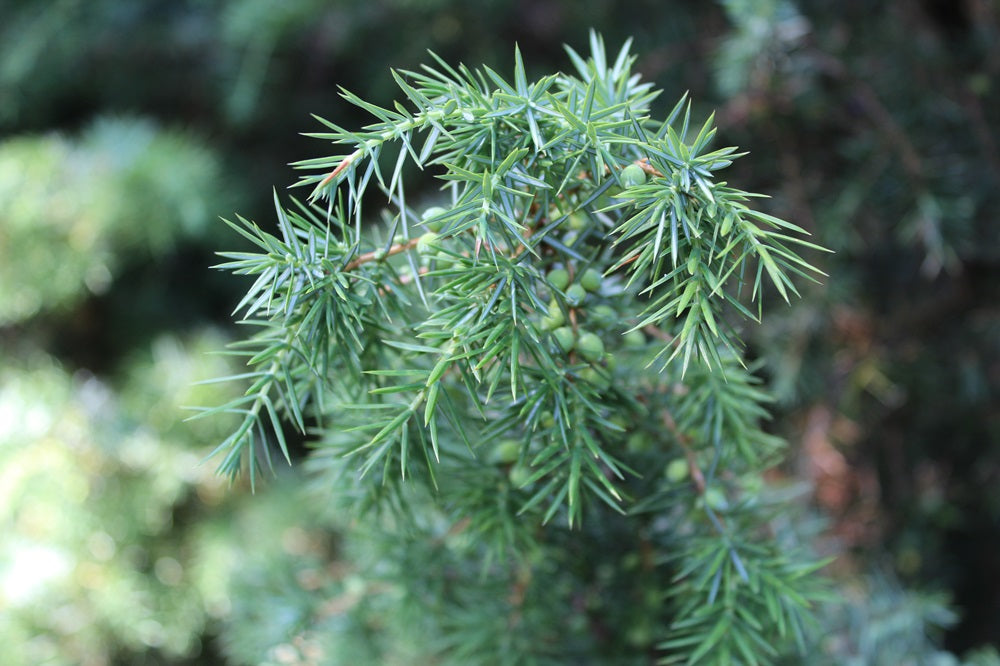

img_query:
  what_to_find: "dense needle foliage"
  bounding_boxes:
[204,33,831,664]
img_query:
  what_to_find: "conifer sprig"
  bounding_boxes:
[204,31,829,663]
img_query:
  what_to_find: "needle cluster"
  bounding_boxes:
[204,32,829,664]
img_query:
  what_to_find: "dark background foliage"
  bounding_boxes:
[2,0,997,662]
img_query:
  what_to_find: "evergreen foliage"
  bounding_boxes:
[821,573,972,665]
[0,117,226,325]
[206,33,832,664]
[0,332,243,664]
[2,2,998,664]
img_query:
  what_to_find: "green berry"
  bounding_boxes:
[417,231,438,254]
[604,353,617,372]
[421,205,447,220]
[541,303,565,330]
[625,622,653,648]
[552,326,576,353]
[547,299,564,323]
[568,212,588,231]
[703,486,728,512]
[665,458,689,483]
[591,305,617,326]
[548,268,570,291]
[622,551,642,570]
[538,410,555,429]
[620,164,647,188]
[509,464,532,487]
[580,268,602,293]
[421,206,447,231]
[740,474,763,495]
[626,432,652,453]
[576,331,605,362]
[579,366,610,390]
[491,439,521,464]
[540,316,557,331]
[565,283,587,307]
[623,329,646,348]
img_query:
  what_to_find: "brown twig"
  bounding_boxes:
[344,237,420,272]
[635,157,665,179]
[507,563,532,629]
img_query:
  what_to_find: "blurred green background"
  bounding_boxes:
[1,1,997,663]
